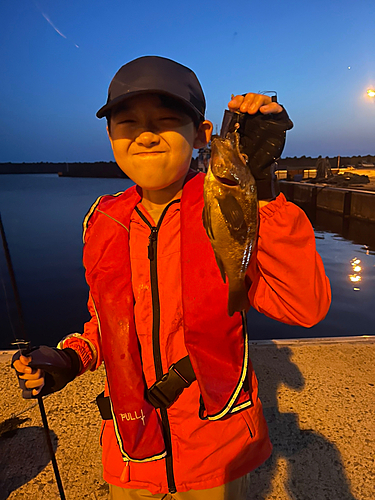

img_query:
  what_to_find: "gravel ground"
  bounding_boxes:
[1,338,374,500]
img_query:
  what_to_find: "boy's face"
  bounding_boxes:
[108,94,212,192]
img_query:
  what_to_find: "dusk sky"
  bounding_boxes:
[1,0,374,163]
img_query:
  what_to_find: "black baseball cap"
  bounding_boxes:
[96,56,206,123]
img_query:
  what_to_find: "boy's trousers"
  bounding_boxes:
[109,474,250,500]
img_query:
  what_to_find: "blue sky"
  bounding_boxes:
[1,0,374,162]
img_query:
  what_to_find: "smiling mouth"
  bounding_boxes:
[135,151,166,156]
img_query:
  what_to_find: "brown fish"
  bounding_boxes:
[202,130,258,316]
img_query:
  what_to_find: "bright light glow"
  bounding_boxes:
[349,257,363,288]
[367,89,375,98]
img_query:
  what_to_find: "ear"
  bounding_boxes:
[193,120,213,149]
[106,125,113,146]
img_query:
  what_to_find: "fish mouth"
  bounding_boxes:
[214,175,239,187]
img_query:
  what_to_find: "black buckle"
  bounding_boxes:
[96,357,195,417]
[147,364,191,409]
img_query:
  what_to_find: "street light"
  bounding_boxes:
[367,88,375,98]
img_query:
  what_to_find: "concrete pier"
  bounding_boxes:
[279,181,375,222]
[1,337,374,499]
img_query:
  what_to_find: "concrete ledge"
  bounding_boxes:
[1,340,374,499]
[250,335,375,346]
[293,184,315,204]
[351,191,375,222]
[316,187,346,213]
[280,181,375,222]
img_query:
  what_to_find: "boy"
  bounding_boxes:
[13,56,331,499]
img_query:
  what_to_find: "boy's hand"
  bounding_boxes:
[13,354,45,398]
[228,93,283,115]
[12,346,81,399]
[222,93,293,200]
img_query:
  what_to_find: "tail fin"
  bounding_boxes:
[228,281,250,316]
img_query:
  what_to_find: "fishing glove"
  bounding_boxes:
[220,106,294,200]
[12,345,81,399]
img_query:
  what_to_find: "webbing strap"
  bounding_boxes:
[96,356,196,419]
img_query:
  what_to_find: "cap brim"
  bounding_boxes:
[96,89,204,121]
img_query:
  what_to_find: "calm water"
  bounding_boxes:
[0,174,374,349]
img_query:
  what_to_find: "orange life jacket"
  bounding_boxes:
[83,172,261,462]
[62,171,330,492]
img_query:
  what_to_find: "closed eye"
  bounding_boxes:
[159,116,180,122]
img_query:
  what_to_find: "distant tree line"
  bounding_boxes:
[0,162,128,177]
[1,155,373,177]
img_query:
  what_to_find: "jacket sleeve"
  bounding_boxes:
[247,193,331,327]
[57,292,103,374]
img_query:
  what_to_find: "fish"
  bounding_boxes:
[202,129,258,316]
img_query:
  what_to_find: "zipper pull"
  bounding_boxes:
[120,461,130,483]
[148,227,158,261]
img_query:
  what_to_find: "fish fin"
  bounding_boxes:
[202,205,215,240]
[217,194,247,242]
[228,281,250,316]
[213,251,226,283]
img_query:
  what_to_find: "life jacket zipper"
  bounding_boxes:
[134,200,180,494]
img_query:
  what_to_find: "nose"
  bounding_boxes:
[135,130,160,148]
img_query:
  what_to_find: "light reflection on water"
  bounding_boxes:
[0,174,374,348]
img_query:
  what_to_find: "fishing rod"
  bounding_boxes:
[0,212,66,500]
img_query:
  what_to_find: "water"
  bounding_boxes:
[0,174,374,349]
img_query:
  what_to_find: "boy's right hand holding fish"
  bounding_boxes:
[228,93,283,115]
[226,93,294,202]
